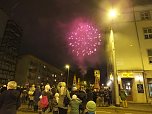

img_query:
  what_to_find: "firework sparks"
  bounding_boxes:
[67,19,102,58]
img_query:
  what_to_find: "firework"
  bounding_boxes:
[67,19,102,58]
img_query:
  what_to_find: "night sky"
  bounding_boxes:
[0,0,105,69]
[0,0,151,72]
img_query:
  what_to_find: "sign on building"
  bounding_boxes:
[137,84,144,93]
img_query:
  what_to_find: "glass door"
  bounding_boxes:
[121,78,133,101]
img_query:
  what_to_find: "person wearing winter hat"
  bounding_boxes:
[70,86,79,98]
[85,101,96,114]
[69,94,82,114]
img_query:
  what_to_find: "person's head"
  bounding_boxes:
[45,84,50,91]
[72,94,77,100]
[3,85,6,87]
[7,81,17,90]
[55,93,59,98]
[80,86,84,90]
[72,87,77,91]
[94,89,97,92]
[86,101,96,112]
[61,82,66,87]
[36,86,40,89]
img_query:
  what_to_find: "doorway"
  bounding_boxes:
[121,78,133,101]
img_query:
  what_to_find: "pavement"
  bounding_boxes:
[99,102,152,113]
[19,102,152,113]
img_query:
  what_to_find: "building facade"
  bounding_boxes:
[0,9,22,85]
[106,4,152,103]
[0,9,8,43]
[15,55,64,87]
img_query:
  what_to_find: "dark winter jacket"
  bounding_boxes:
[33,88,41,104]
[0,89,21,114]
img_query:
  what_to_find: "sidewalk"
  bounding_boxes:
[19,102,152,113]
[99,102,152,113]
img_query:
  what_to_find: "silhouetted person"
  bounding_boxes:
[0,85,7,93]
[0,81,21,114]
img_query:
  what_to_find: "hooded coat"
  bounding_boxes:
[57,82,71,109]
[0,89,21,114]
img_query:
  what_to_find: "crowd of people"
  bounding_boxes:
[0,80,127,114]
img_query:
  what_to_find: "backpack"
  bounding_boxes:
[40,96,49,108]
[63,90,70,107]
[63,95,70,107]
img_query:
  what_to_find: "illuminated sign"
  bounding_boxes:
[122,72,133,78]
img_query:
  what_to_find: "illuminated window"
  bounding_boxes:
[148,83,152,97]
[143,27,152,39]
[147,49,152,64]
[140,11,151,20]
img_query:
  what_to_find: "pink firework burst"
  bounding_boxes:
[67,19,102,58]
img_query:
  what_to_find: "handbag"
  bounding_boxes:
[63,90,70,107]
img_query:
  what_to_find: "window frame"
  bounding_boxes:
[143,27,152,39]
[147,49,152,64]
[140,10,151,20]
[148,83,152,97]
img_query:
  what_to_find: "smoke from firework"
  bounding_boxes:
[66,18,103,73]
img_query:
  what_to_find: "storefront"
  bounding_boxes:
[117,71,147,103]
[144,71,152,103]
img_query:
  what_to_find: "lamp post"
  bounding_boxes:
[65,64,70,86]
[109,9,120,106]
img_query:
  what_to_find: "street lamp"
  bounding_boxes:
[109,9,117,19]
[65,64,70,86]
[109,8,120,106]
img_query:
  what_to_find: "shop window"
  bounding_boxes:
[143,27,152,39]
[147,49,152,64]
[148,83,152,97]
[140,11,151,20]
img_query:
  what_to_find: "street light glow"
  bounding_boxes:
[109,9,117,19]
[65,64,70,69]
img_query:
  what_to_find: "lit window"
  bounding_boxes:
[143,27,152,39]
[147,49,152,64]
[140,11,151,20]
[148,83,152,97]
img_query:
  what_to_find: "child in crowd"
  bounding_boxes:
[28,87,34,109]
[52,93,59,114]
[85,101,96,114]
[69,94,82,114]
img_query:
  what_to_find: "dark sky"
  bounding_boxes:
[0,0,105,70]
[0,0,151,71]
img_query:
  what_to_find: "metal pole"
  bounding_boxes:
[110,28,120,106]
[67,68,69,87]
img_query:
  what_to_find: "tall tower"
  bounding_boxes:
[77,78,80,90]
[94,70,100,89]
[0,19,22,84]
[73,75,77,87]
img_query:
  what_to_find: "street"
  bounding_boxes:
[17,108,152,114]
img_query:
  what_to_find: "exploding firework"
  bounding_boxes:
[67,19,102,58]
